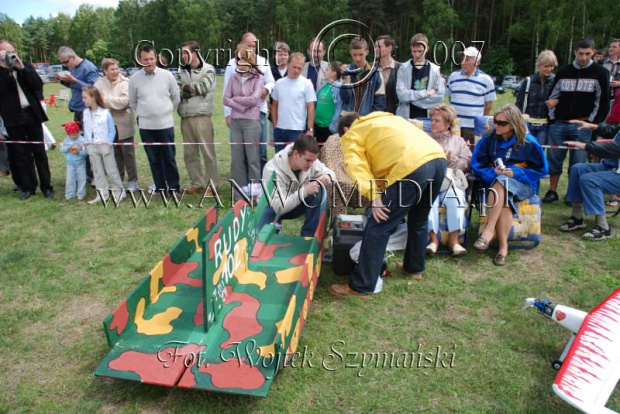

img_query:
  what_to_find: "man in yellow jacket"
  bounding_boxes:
[330,112,447,298]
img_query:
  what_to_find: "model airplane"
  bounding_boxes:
[523,289,620,413]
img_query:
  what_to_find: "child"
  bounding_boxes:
[82,86,125,204]
[314,61,342,144]
[60,121,87,200]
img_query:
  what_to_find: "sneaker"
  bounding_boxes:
[542,190,559,203]
[582,226,611,241]
[88,196,101,205]
[127,181,138,192]
[559,217,587,232]
[148,184,156,195]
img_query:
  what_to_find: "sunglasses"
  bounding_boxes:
[60,57,71,65]
[493,119,510,127]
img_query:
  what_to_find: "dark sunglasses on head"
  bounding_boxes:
[494,119,510,127]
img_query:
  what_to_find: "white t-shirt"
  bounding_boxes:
[271,76,317,130]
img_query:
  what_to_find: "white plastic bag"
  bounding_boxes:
[349,222,408,262]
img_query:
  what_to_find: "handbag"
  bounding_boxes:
[440,168,468,192]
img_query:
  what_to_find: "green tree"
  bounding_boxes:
[49,13,72,63]
[0,13,22,52]
[69,5,115,55]
[85,39,109,66]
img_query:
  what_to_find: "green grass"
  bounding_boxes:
[0,81,619,413]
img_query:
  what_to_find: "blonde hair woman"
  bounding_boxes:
[471,104,548,265]
[425,104,471,256]
[515,49,557,146]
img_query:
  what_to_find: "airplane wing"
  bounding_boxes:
[552,288,620,414]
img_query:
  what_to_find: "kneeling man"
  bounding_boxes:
[259,135,334,236]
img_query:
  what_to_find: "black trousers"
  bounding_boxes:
[6,107,52,193]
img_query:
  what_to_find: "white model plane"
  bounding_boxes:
[523,288,620,414]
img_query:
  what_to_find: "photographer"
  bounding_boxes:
[0,39,53,200]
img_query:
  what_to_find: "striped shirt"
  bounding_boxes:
[446,69,496,129]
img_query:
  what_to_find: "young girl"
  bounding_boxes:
[59,121,87,200]
[314,61,342,144]
[223,47,264,200]
[82,86,124,204]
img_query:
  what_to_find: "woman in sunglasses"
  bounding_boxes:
[471,104,548,265]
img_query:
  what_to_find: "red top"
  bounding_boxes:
[606,89,620,123]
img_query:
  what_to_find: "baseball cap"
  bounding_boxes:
[461,47,481,60]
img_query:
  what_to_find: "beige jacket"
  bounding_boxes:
[95,76,135,139]
[263,143,335,215]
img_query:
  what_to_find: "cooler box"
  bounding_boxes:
[332,215,365,275]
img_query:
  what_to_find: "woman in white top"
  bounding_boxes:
[82,86,124,204]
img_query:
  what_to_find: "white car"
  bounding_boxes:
[502,75,522,89]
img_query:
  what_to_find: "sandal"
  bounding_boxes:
[473,236,490,250]
[607,196,620,207]
[493,253,506,266]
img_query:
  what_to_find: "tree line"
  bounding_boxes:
[0,0,618,76]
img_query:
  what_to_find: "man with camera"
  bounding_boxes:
[0,39,53,200]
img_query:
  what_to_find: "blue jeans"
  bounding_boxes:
[139,127,180,191]
[273,128,304,154]
[350,158,447,294]
[528,124,549,147]
[547,122,591,176]
[258,191,326,237]
[566,162,620,216]
[65,161,87,198]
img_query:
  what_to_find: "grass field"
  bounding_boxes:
[0,81,618,413]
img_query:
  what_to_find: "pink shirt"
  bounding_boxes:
[223,72,264,120]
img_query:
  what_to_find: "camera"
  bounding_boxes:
[2,52,17,67]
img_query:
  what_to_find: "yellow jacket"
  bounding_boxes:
[341,112,446,200]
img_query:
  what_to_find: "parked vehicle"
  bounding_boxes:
[502,75,522,89]
[49,64,63,82]
[119,67,128,77]
[126,67,140,77]
[491,75,505,94]
[36,68,50,83]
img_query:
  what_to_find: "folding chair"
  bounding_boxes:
[58,89,70,107]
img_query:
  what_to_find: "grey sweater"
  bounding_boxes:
[129,67,180,130]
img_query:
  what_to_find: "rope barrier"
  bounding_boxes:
[0,140,600,150]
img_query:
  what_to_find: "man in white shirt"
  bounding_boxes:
[223,32,275,171]
[271,53,317,153]
[446,46,496,144]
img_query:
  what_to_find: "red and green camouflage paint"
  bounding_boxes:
[95,177,328,396]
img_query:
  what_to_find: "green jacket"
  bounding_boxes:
[178,62,216,117]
